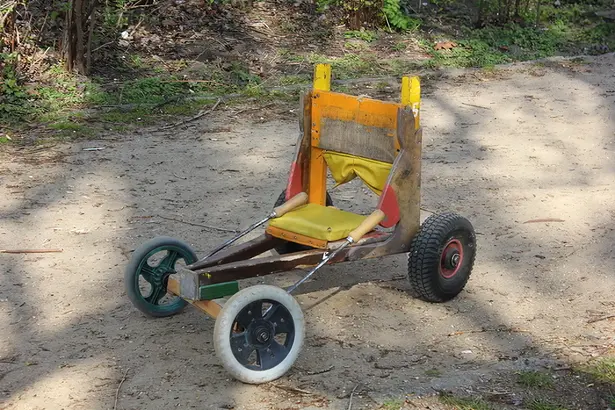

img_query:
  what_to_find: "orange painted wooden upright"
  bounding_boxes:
[308,64,331,206]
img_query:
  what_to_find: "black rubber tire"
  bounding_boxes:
[213,285,305,384]
[407,212,476,303]
[272,189,333,255]
[124,236,198,317]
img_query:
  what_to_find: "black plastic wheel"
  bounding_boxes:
[272,189,333,255]
[407,212,476,302]
[213,285,305,384]
[124,236,198,317]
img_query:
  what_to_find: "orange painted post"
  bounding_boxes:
[309,64,332,206]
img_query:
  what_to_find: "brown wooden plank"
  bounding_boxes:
[187,234,282,271]
[301,91,313,197]
[394,107,422,246]
[192,300,222,319]
[347,107,422,259]
[319,118,397,163]
[167,276,181,295]
[198,251,325,283]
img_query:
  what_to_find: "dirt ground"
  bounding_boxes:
[1,53,615,410]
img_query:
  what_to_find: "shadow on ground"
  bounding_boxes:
[1,53,615,410]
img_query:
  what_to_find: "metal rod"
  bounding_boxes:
[286,239,352,294]
[204,214,272,259]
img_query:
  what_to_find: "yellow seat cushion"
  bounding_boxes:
[268,203,367,242]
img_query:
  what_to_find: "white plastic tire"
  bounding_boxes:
[213,285,305,384]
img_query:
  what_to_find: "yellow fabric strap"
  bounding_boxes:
[323,151,392,196]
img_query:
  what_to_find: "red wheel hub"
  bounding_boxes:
[440,239,463,278]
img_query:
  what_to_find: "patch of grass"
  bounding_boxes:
[344,29,378,42]
[526,398,568,410]
[438,392,493,410]
[516,370,554,389]
[0,135,13,143]
[49,121,85,131]
[47,119,92,139]
[162,100,206,116]
[344,41,369,51]
[420,8,615,69]
[381,399,404,409]
[128,54,144,69]
[579,357,615,384]
[375,81,391,91]
[305,52,383,79]
[393,41,407,51]
[277,74,310,86]
[422,38,511,69]
[425,368,442,377]
[99,108,153,124]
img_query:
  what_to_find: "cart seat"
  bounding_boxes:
[267,203,367,245]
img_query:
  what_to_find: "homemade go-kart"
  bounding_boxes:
[124,64,477,384]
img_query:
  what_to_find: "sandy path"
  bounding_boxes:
[1,53,614,410]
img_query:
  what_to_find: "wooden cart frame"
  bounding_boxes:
[125,64,476,384]
[167,64,423,318]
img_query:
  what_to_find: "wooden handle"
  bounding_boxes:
[348,210,385,242]
[273,192,308,217]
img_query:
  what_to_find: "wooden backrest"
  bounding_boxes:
[311,90,402,163]
[287,65,421,216]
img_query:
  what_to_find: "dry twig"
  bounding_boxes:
[523,218,565,224]
[587,314,615,324]
[448,327,529,336]
[157,98,222,131]
[113,367,130,410]
[462,102,490,110]
[347,384,360,410]
[0,249,63,254]
[156,215,238,233]
[271,383,312,395]
[305,365,334,375]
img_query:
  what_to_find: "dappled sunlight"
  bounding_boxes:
[2,54,615,409]
[5,356,116,408]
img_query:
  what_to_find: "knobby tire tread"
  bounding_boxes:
[407,212,476,303]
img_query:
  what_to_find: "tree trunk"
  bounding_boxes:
[476,0,485,27]
[504,0,512,23]
[62,0,97,75]
[514,0,522,17]
[1,5,18,52]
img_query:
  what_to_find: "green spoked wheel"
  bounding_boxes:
[124,236,198,317]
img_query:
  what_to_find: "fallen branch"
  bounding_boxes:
[347,384,360,410]
[0,249,63,254]
[157,98,222,131]
[233,102,275,116]
[462,102,490,110]
[305,365,334,375]
[270,383,312,395]
[587,314,615,324]
[448,327,529,336]
[523,218,565,224]
[156,215,238,233]
[113,367,130,410]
